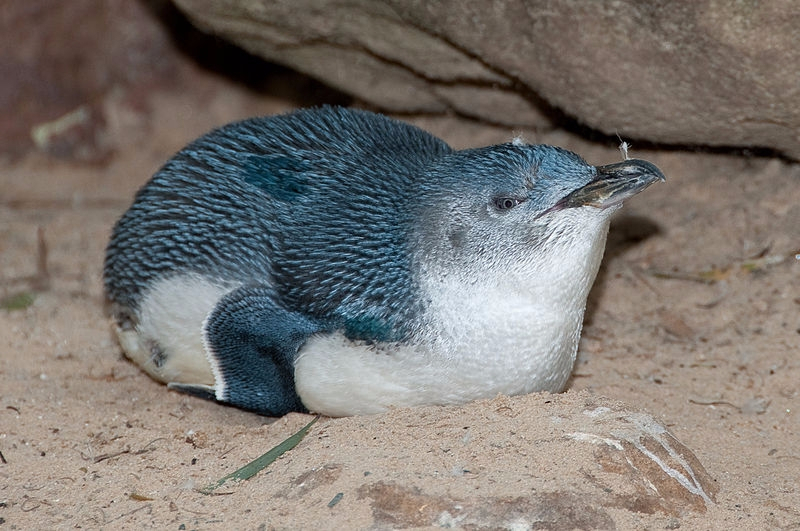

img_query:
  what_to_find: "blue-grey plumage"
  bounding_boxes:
[104,106,664,417]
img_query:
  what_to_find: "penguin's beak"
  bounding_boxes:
[558,159,666,210]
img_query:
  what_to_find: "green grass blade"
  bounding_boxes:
[201,416,318,494]
[1,292,35,311]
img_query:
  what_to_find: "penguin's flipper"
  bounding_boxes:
[198,285,320,417]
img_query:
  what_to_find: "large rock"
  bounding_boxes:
[174,0,800,159]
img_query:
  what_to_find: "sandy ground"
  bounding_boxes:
[1,66,799,530]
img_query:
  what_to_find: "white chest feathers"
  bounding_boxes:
[297,267,599,414]
[295,294,585,417]
[296,211,611,417]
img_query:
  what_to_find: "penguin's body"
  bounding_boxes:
[104,106,663,417]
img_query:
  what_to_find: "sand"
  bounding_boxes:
[1,66,798,530]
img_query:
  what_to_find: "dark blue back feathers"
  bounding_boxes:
[104,106,452,341]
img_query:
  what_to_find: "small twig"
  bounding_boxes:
[628,265,661,296]
[93,448,132,463]
[138,437,168,454]
[0,226,50,306]
[696,285,729,309]
[645,269,717,284]
[688,396,770,415]
[106,503,153,524]
[88,438,165,463]
[688,398,740,411]
[33,225,50,290]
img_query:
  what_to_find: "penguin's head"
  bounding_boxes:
[413,143,665,287]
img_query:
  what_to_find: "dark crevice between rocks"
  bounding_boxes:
[139,0,353,109]
[510,81,789,162]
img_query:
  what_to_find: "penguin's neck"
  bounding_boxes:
[421,222,607,380]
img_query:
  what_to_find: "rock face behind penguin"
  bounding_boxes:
[104,106,664,417]
[173,0,800,160]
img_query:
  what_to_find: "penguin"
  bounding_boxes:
[103,106,664,417]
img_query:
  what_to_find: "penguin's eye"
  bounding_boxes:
[492,196,522,211]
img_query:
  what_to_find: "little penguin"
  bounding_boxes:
[103,105,664,417]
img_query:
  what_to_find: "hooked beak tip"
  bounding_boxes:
[597,158,666,183]
[558,158,666,211]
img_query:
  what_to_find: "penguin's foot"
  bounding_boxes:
[167,382,217,401]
